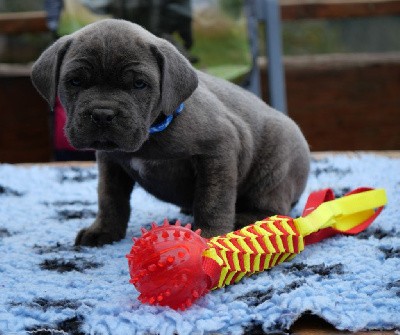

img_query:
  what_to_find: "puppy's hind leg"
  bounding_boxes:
[234,147,310,231]
[234,211,277,230]
[234,188,293,231]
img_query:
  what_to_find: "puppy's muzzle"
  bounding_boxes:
[90,109,117,126]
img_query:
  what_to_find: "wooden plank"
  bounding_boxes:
[0,63,31,77]
[280,0,400,20]
[312,150,400,158]
[0,11,48,34]
[291,313,396,334]
[18,151,400,166]
[259,52,400,151]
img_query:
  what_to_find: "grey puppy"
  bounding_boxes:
[31,19,310,246]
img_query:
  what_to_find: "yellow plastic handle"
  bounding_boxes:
[294,189,387,237]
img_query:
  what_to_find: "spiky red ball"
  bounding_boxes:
[126,220,212,310]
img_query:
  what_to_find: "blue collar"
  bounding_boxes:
[149,103,184,134]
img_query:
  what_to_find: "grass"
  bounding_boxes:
[190,8,251,81]
[57,0,110,36]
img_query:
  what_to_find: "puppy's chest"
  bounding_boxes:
[129,158,148,178]
[128,158,194,181]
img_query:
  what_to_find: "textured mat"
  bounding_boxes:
[0,153,399,334]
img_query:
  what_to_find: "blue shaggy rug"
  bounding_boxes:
[0,153,399,334]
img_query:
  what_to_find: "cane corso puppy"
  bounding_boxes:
[31,19,310,246]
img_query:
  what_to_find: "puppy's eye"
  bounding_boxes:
[69,78,82,87]
[133,80,147,90]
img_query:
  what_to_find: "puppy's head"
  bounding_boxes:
[31,19,198,152]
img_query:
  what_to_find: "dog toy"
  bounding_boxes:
[127,187,387,310]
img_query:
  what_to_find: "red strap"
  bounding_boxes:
[302,188,335,217]
[303,187,383,245]
[54,97,76,151]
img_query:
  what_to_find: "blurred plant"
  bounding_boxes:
[219,0,243,19]
[191,5,251,81]
[57,0,110,36]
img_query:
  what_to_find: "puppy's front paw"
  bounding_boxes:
[75,227,125,247]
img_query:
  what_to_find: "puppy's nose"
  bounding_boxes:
[90,109,116,125]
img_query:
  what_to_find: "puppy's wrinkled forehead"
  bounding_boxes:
[64,20,158,73]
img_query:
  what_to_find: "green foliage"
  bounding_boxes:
[219,0,243,19]
[57,17,87,36]
[191,9,251,81]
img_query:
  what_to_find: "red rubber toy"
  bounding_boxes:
[126,188,387,311]
[126,220,211,310]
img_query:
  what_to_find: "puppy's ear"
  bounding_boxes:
[31,35,72,109]
[151,40,198,115]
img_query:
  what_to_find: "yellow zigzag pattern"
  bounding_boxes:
[203,215,305,289]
